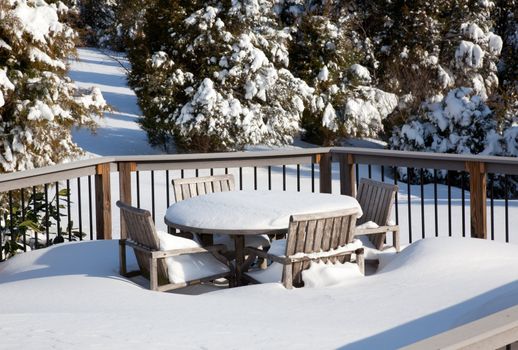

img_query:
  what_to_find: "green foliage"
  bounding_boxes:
[0,187,84,259]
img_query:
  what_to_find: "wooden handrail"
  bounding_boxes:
[402,304,518,349]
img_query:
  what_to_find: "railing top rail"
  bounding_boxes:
[115,147,331,163]
[331,147,518,165]
[0,156,116,184]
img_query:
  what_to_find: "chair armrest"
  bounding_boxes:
[151,247,215,259]
[245,247,289,264]
[355,225,399,236]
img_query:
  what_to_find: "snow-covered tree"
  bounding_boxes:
[127,0,313,152]
[281,0,397,145]
[0,0,107,172]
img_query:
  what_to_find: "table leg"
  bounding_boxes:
[233,235,245,286]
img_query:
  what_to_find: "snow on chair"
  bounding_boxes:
[354,178,400,256]
[117,201,232,292]
[243,208,364,289]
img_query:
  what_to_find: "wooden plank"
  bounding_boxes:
[340,153,356,197]
[118,162,135,240]
[401,304,518,350]
[466,161,487,239]
[95,163,112,240]
[319,153,332,193]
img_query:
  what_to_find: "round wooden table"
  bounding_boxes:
[164,190,362,283]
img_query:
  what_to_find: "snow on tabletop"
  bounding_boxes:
[2,237,518,349]
[165,190,362,231]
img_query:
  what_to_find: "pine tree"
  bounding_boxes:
[127,0,314,152]
[0,0,107,173]
[282,0,397,146]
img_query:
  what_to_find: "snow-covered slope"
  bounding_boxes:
[69,48,163,156]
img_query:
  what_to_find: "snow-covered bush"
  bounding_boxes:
[127,0,314,152]
[0,0,107,172]
[283,1,397,145]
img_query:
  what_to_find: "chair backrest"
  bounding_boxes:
[283,208,358,287]
[172,174,235,202]
[116,201,168,281]
[356,178,398,226]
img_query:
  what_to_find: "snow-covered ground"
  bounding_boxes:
[1,237,518,349]
[70,48,163,156]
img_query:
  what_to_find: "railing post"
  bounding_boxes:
[95,163,112,240]
[339,153,356,197]
[118,162,136,239]
[316,153,332,193]
[466,161,487,239]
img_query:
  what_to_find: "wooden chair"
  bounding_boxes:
[172,174,270,250]
[117,201,232,292]
[244,208,364,289]
[354,178,400,252]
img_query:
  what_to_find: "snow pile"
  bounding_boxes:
[302,261,363,288]
[2,237,518,348]
[156,231,229,284]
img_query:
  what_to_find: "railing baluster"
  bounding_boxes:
[407,167,412,243]
[381,165,385,182]
[8,191,14,247]
[268,166,272,191]
[239,167,243,190]
[45,184,50,244]
[355,164,359,190]
[461,172,465,237]
[33,186,38,247]
[394,166,399,225]
[254,166,257,190]
[297,164,300,192]
[67,179,71,241]
[77,178,83,241]
[505,175,509,243]
[368,164,372,179]
[489,174,495,241]
[447,171,452,237]
[282,165,286,191]
[166,170,170,207]
[55,181,61,241]
[21,189,26,251]
[88,176,93,240]
[136,171,141,208]
[420,168,425,239]
[433,169,438,237]
[151,170,155,222]
[311,163,315,193]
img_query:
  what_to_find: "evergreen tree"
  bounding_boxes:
[127,0,313,152]
[0,0,107,172]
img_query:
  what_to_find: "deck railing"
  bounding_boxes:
[1,147,517,258]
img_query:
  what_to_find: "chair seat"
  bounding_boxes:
[357,235,397,260]
[157,231,230,284]
[245,262,284,284]
[213,234,271,251]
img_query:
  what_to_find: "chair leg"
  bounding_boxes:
[150,256,158,291]
[393,229,400,252]
[282,265,293,289]
[119,239,127,276]
[355,248,365,275]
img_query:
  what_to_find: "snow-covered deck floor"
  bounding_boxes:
[1,237,518,349]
